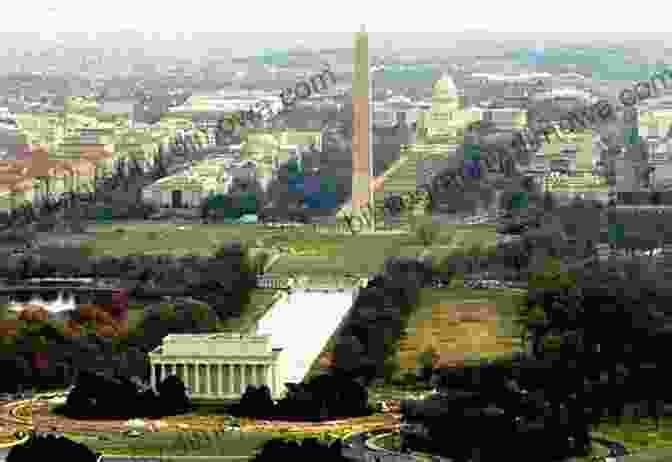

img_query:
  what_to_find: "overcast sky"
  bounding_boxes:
[2,0,671,58]
[11,0,672,36]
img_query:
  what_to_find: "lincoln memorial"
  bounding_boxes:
[148,333,284,400]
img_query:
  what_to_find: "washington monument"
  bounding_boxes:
[351,24,371,216]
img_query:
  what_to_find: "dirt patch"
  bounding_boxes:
[397,301,518,370]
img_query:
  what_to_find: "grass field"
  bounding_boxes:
[126,305,145,331]
[63,430,274,457]
[80,224,498,274]
[396,287,527,370]
[83,223,283,256]
[263,225,498,275]
[593,416,672,451]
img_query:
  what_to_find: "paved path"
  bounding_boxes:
[591,436,628,457]
[100,456,257,461]
[0,400,33,433]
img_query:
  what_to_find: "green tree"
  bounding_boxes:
[157,303,177,322]
[528,256,576,290]
[382,357,401,384]
[416,346,438,382]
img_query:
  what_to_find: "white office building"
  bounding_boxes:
[170,90,283,117]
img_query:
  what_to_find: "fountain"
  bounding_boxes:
[7,291,78,320]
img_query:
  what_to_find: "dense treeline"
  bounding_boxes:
[0,297,221,393]
[234,374,371,421]
[0,242,257,392]
[520,257,672,424]
[61,371,190,419]
[7,434,100,462]
[401,353,593,462]
[402,255,672,461]
[0,242,259,314]
[328,257,431,385]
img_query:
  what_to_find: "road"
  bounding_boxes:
[590,436,628,458]
[99,456,257,461]
[0,399,33,432]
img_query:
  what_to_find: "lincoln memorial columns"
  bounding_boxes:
[228,364,234,395]
[148,334,285,400]
[150,365,156,391]
[256,365,264,388]
[194,363,200,394]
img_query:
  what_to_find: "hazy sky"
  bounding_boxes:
[12,0,672,37]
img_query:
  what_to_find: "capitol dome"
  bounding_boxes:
[432,74,459,103]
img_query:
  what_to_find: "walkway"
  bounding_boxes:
[590,436,628,458]
[0,400,33,433]
[100,456,256,461]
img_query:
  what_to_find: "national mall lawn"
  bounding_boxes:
[80,222,498,275]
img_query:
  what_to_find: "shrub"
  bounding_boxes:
[236,384,275,418]
[382,357,401,384]
[64,371,164,419]
[157,375,191,414]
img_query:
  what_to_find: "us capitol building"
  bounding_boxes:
[148,333,284,400]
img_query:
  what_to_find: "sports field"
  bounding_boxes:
[397,287,527,370]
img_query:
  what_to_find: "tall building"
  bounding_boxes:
[352,25,371,213]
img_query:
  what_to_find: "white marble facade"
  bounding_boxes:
[148,333,283,400]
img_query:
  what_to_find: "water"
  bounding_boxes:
[7,291,78,315]
[256,289,356,395]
